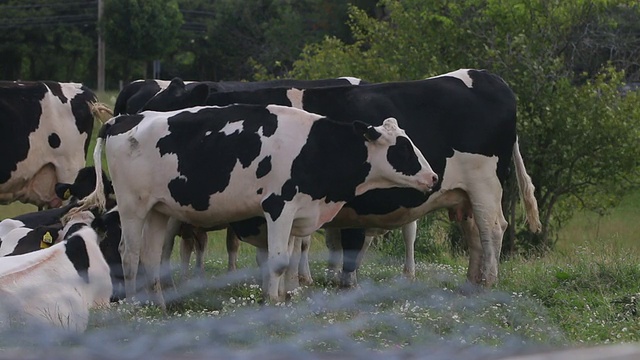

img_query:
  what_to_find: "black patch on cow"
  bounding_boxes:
[343,187,429,215]
[141,78,210,112]
[12,203,77,228]
[65,234,91,283]
[7,224,62,256]
[0,81,47,184]
[261,179,298,221]
[387,136,421,175]
[261,118,372,221]
[48,133,61,149]
[230,217,266,238]
[114,79,162,115]
[156,105,277,211]
[257,188,263,194]
[206,88,295,112]
[43,81,68,103]
[69,84,97,154]
[93,209,123,301]
[289,119,370,202]
[65,223,88,237]
[256,156,272,179]
[102,114,144,138]
[261,194,286,221]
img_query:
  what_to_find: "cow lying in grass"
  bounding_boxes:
[0,211,112,332]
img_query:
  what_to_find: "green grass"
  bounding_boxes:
[82,190,640,350]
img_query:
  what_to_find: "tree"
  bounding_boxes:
[101,0,183,82]
[286,0,640,253]
[0,0,97,83]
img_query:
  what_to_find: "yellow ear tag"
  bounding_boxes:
[63,188,71,200]
[40,231,54,249]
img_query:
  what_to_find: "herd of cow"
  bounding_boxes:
[0,69,541,333]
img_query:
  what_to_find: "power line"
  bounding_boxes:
[0,1,97,10]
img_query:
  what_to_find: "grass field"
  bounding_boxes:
[0,91,638,355]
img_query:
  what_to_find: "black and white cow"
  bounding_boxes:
[0,212,112,332]
[141,69,541,289]
[117,76,368,276]
[115,77,365,116]
[0,80,105,209]
[74,103,437,307]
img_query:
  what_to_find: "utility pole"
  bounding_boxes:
[97,0,105,92]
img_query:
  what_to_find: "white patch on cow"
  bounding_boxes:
[205,131,212,137]
[439,150,497,190]
[0,219,25,240]
[427,69,474,88]
[338,76,362,85]
[286,88,305,109]
[0,227,111,332]
[58,82,84,101]
[219,121,244,136]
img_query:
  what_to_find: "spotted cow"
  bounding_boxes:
[116,76,368,277]
[0,80,106,209]
[74,103,437,307]
[145,69,542,289]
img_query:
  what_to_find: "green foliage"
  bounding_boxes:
[289,0,640,252]
[102,0,183,80]
[372,212,455,263]
[0,0,98,83]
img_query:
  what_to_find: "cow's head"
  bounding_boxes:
[354,118,438,193]
[55,166,115,206]
[141,77,209,112]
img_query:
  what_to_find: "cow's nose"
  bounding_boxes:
[432,174,439,185]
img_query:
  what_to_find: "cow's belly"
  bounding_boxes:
[325,188,469,229]
[0,164,59,207]
[153,193,265,228]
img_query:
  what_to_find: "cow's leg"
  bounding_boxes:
[255,246,268,301]
[340,228,366,288]
[264,217,294,303]
[160,217,181,292]
[226,226,240,272]
[324,228,342,281]
[402,221,418,279]
[119,216,146,301]
[298,235,313,285]
[466,179,508,287]
[284,236,300,294]
[193,227,207,277]
[459,215,483,285]
[140,210,170,310]
[179,230,194,280]
[356,234,373,269]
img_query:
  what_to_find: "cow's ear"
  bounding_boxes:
[55,183,72,200]
[186,83,210,107]
[169,77,186,88]
[353,121,381,142]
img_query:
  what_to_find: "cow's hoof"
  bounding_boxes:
[339,271,358,288]
[299,275,314,286]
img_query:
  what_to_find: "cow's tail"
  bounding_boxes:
[63,122,112,222]
[90,102,114,123]
[513,136,542,233]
